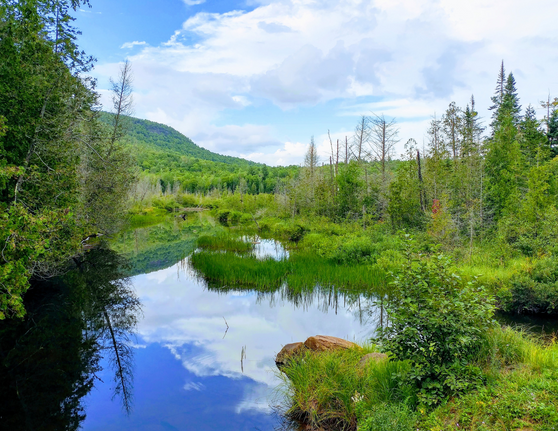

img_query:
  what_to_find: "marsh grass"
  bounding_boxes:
[478,325,558,372]
[278,346,414,431]
[196,233,254,252]
[189,249,390,297]
[189,251,287,290]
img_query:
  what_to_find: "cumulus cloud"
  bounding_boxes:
[91,0,558,165]
[257,21,292,33]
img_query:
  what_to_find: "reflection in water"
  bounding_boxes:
[78,250,379,430]
[0,247,141,430]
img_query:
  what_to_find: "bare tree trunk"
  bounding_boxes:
[417,150,425,212]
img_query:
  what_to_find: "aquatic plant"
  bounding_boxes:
[196,233,254,252]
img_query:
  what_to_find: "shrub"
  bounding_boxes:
[503,256,558,314]
[375,235,496,406]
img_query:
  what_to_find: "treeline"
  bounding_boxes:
[104,112,301,196]
[275,62,558,256]
[0,0,135,319]
[133,149,298,196]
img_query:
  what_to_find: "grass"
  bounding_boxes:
[279,326,558,431]
[196,232,254,252]
[189,251,287,290]
[278,345,414,431]
[188,249,390,297]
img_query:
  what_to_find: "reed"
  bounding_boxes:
[196,233,254,252]
[189,251,287,290]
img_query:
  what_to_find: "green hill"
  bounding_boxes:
[99,111,259,166]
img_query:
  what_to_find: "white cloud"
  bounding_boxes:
[91,0,558,165]
[183,382,205,391]
[120,41,147,49]
[182,0,206,5]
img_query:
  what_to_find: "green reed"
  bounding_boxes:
[196,233,254,253]
[189,251,287,290]
[189,249,390,297]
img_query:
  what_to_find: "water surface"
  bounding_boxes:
[82,240,376,430]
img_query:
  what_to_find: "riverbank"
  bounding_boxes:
[278,326,558,431]
[128,198,558,317]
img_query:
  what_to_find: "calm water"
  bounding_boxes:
[80,239,375,431]
[5,219,551,430]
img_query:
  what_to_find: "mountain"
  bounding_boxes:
[99,112,259,166]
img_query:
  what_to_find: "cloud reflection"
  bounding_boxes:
[133,256,376,414]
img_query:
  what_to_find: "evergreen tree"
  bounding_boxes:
[518,105,549,168]
[489,61,506,132]
[548,106,558,158]
[484,113,523,224]
[501,72,522,124]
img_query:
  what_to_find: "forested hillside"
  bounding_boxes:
[107,112,300,196]
[99,112,258,166]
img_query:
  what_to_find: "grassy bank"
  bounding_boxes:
[279,326,558,431]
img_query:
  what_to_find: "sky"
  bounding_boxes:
[75,0,558,166]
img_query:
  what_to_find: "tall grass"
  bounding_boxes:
[278,346,414,431]
[188,250,390,297]
[196,233,254,252]
[189,251,287,290]
[479,325,558,372]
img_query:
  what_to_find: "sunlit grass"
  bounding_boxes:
[196,233,254,252]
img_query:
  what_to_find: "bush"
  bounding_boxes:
[177,193,199,207]
[503,256,558,314]
[375,235,496,406]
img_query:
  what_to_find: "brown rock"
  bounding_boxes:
[304,335,358,352]
[358,352,388,367]
[276,342,305,368]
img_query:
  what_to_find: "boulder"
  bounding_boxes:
[358,352,388,367]
[304,335,358,352]
[276,342,305,368]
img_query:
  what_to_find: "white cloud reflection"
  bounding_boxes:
[133,251,376,414]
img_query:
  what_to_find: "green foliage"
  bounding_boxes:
[190,251,287,290]
[356,402,416,431]
[0,0,135,319]
[422,365,558,430]
[503,256,558,314]
[0,204,81,319]
[485,113,523,223]
[279,346,413,431]
[376,236,496,405]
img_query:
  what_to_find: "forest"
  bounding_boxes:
[3,1,558,430]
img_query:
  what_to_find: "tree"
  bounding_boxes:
[518,105,549,168]
[79,61,137,235]
[366,114,399,177]
[0,0,135,319]
[352,115,370,162]
[442,102,463,163]
[488,61,506,132]
[484,112,523,224]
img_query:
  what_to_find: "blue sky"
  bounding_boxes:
[75,0,558,165]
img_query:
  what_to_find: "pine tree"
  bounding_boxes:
[501,73,522,124]
[484,113,523,224]
[548,107,558,158]
[489,61,506,132]
[518,105,549,168]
